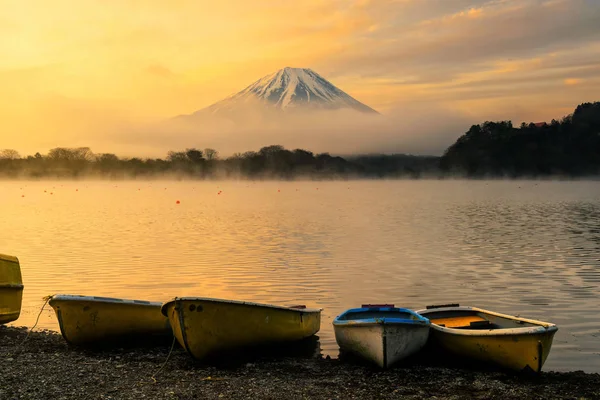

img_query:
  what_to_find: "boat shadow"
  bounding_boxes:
[189,335,323,369]
[338,345,541,377]
[65,333,176,353]
[54,332,322,369]
[412,344,514,372]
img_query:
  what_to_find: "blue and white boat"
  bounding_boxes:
[333,304,430,368]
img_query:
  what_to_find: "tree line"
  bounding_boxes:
[0,145,438,179]
[1,101,599,179]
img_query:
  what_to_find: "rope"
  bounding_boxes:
[15,295,52,351]
[150,307,179,383]
[150,335,177,383]
[13,295,180,387]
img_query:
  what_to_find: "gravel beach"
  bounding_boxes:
[1,326,599,400]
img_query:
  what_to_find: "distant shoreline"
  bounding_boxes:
[3,174,600,182]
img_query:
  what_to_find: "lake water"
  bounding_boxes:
[2,180,600,372]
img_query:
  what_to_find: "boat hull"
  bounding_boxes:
[418,306,558,372]
[161,297,321,360]
[334,323,430,368]
[427,327,556,372]
[0,254,23,324]
[49,295,171,345]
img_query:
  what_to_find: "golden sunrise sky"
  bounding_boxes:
[1,0,600,155]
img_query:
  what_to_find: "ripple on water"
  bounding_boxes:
[2,180,600,372]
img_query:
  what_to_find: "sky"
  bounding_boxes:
[1,0,599,156]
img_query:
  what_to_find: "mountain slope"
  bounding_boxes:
[186,67,378,117]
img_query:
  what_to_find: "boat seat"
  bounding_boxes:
[463,320,496,330]
[431,315,488,329]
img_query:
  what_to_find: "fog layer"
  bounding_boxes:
[112,103,471,158]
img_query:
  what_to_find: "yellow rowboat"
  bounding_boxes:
[49,295,171,345]
[161,297,322,360]
[0,254,24,324]
[417,304,558,373]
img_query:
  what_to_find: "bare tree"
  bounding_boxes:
[0,149,21,160]
[74,147,95,162]
[47,147,95,161]
[204,148,219,161]
[167,151,188,163]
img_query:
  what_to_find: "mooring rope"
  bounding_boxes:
[150,335,178,383]
[15,295,53,351]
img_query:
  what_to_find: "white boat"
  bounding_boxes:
[333,304,430,368]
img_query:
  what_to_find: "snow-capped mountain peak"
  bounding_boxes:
[197,67,378,115]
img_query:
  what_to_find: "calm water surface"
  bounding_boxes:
[2,180,600,372]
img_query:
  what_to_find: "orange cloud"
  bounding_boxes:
[467,8,484,18]
[0,0,599,155]
[564,78,581,85]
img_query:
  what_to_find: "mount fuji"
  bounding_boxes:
[177,67,378,120]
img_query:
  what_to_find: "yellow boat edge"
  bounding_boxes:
[0,253,24,324]
[160,297,323,317]
[416,305,558,336]
[0,253,20,264]
[50,294,166,306]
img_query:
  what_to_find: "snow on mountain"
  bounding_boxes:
[187,67,378,117]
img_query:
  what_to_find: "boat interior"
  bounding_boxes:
[338,309,419,321]
[422,309,541,330]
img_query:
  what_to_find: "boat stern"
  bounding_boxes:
[0,254,24,324]
[333,306,430,368]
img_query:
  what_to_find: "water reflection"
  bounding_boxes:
[2,180,600,372]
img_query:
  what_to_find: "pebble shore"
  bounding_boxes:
[1,326,599,400]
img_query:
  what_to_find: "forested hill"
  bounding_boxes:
[439,102,600,177]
